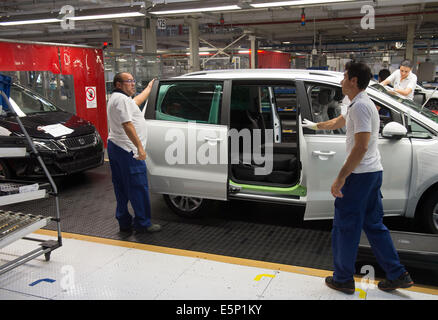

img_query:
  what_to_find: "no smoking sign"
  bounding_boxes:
[85,86,97,109]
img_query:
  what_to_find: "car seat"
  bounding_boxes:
[313,88,334,134]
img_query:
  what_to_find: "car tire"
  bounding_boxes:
[163,194,209,218]
[417,187,438,234]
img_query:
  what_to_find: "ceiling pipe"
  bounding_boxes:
[206,10,438,28]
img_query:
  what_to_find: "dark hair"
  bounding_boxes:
[113,72,126,87]
[400,59,412,68]
[378,69,390,81]
[344,61,372,90]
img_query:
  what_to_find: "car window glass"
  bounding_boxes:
[306,84,346,135]
[156,82,222,124]
[9,85,58,115]
[372,101,393,134]
[408,119,434,139]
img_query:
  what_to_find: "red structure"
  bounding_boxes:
[0,41,108,146]
[257,50,291,69]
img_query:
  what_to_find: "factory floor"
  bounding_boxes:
[1,230,437,302]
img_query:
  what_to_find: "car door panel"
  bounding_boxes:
[145,120,228,200]
[144,79,229,201]
[378,138,412,214]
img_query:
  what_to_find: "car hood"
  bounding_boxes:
[0,111,96,139]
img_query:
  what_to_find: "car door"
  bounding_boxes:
[144,79,230,200]
[368,94,412,215]
[302,82,412,220]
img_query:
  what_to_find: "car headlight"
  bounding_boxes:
[94,130,102,144]
[32,138,62,152]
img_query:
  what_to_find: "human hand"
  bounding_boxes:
[147,78,155,89]
[331,177,345,198]
[302,118,318,130]
[135,147,147,161]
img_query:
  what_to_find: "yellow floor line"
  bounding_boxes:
[35,229,438,296]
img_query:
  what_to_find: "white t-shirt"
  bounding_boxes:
[386,69,417,100]
[342,91,383,174]
[107,91,148,154]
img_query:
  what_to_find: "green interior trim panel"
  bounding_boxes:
[207,84,222,124]
[156,84,171,113]
[229,180,307,197]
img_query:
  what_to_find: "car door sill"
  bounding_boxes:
[229,192,304,205]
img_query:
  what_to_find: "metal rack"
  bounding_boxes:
[0,90,62,276]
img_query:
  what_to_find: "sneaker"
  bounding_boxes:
[135,224,162,233]
[325,276,355,295]
[378,272,414,292]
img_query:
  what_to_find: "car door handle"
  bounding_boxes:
[312,151,336,157]
[204,137,223,142]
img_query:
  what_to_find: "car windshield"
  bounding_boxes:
[370,83,438,123]
[8,84,59,116]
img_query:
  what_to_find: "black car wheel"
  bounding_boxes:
[417,187,438,234]
[163,194,208,218]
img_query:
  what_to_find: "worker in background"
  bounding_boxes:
[106,73,161,234]
[378,69,391,83]
[380,60,417,100]
[303,61,413,294]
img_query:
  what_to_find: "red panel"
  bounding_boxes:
[60,46,108,146]
[0,42,60,73]
[257,51,291,69]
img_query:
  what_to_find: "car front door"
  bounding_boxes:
[144,79,230,200]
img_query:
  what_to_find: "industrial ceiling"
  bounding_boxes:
[0,0,437,55]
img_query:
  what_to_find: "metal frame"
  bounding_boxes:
[0,90,62,276]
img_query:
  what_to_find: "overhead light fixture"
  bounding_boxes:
[0,3,145,26]
[150,5,241,15]
[70,12,144,21]
[251,0,359,8]
[0,18,60,26]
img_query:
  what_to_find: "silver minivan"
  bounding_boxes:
[143,69,438,234]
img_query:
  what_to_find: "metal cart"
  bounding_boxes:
[0,90,62,276]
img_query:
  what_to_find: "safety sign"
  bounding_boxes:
[85,86,97,109]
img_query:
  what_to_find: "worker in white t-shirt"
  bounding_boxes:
[380,60,417,100]
[107,73,161,234]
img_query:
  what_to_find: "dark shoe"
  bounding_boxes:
[135,224,162,233]
[378,272,414,292]
[325,276,355,295]
[119,226,132,233]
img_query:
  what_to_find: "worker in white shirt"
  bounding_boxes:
[380,60,417,100]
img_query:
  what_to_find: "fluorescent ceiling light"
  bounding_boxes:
[0,18,60,26]
[150,5,241,15]
[70,12,144,21]
[251,0,357,8]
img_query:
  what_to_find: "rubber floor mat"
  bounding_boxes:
[0,163,334,271]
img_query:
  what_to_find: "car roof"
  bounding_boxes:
[175,68,344,83]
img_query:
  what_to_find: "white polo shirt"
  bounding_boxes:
[386,69,417,100]
[107,90,148,154]
[342,91,383,174]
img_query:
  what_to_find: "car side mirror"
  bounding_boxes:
[382,122,407,139]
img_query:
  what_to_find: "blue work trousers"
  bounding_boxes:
[107,140,152,229]
[332,171,406,283]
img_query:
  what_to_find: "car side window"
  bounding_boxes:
[155,82,222,124]
[372,101,393,134]
[408,119,435,139]
[305,84,346,135]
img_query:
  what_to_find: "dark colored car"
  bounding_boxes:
[0,83,104,179]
